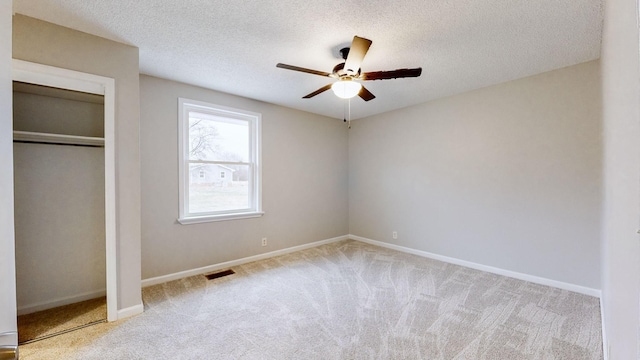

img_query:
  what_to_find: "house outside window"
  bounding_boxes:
[178,98,262,223]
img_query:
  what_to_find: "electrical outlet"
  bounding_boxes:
[261,237,267,246]
[392,231,398,239]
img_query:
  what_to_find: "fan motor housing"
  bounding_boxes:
[333,62,360,78]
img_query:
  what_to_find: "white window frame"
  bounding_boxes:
[178,98,263,224]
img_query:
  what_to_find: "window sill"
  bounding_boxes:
[178,211,264,225]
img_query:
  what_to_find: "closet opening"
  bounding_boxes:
[11,60,118,345]
[13,82,106,344]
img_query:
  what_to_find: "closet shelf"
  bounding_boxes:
[13,131,105,147]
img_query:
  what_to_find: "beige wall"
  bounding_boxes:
[349,60,602,289]
[12,15,142,311]
[0,0,17,348]
[14,143,105,313]
[140,75,349,280]
[600,0,640,356]
[13,87,104,137]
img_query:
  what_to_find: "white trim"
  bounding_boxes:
[103,69,118,323]
[254,108,262,215]
[142,235,349,287]
[117,303,144,320]
[178,211,264,224]
[190,161,238,170]
[12,60,119,322]
[177,98,187,218]
[349,235,601,298]
[0,332,18,347]
[12,59,104,94]
[17,290,106,316]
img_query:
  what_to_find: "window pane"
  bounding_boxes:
[179,98,261,222]
[188,163,250,213]
[188,112,249,162]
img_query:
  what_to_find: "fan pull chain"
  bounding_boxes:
[341,99,352,129]
[343,99,347,123]
[348,98,352,129]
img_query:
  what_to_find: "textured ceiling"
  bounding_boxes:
[13,0,603,120]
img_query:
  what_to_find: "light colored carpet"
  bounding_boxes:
[17,296,106,344]
[19,240,602,359]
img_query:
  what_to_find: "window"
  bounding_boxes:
[178,98,262,223]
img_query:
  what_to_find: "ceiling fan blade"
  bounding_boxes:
[361,68,422,81]
[302,84,333,99]
[276,63,332,77]
[344,36,372,75]
[358,86,376,101]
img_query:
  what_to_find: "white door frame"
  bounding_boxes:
[12,59,118,322]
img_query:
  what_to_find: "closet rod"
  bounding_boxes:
[13,140,104,148]
[13,131,105,147]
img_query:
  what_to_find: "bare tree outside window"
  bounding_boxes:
[188,118,220,159]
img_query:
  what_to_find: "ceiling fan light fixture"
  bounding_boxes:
[331,80,362,99]
[277,35,421,102]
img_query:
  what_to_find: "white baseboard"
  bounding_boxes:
[142,232,599,295]
[141,235,350,288]
[0,331,17,346]
[350,235,601,298]
[117,303,144,320]
[17,289,106,315]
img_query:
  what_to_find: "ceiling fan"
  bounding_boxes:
[276,35,422,101]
